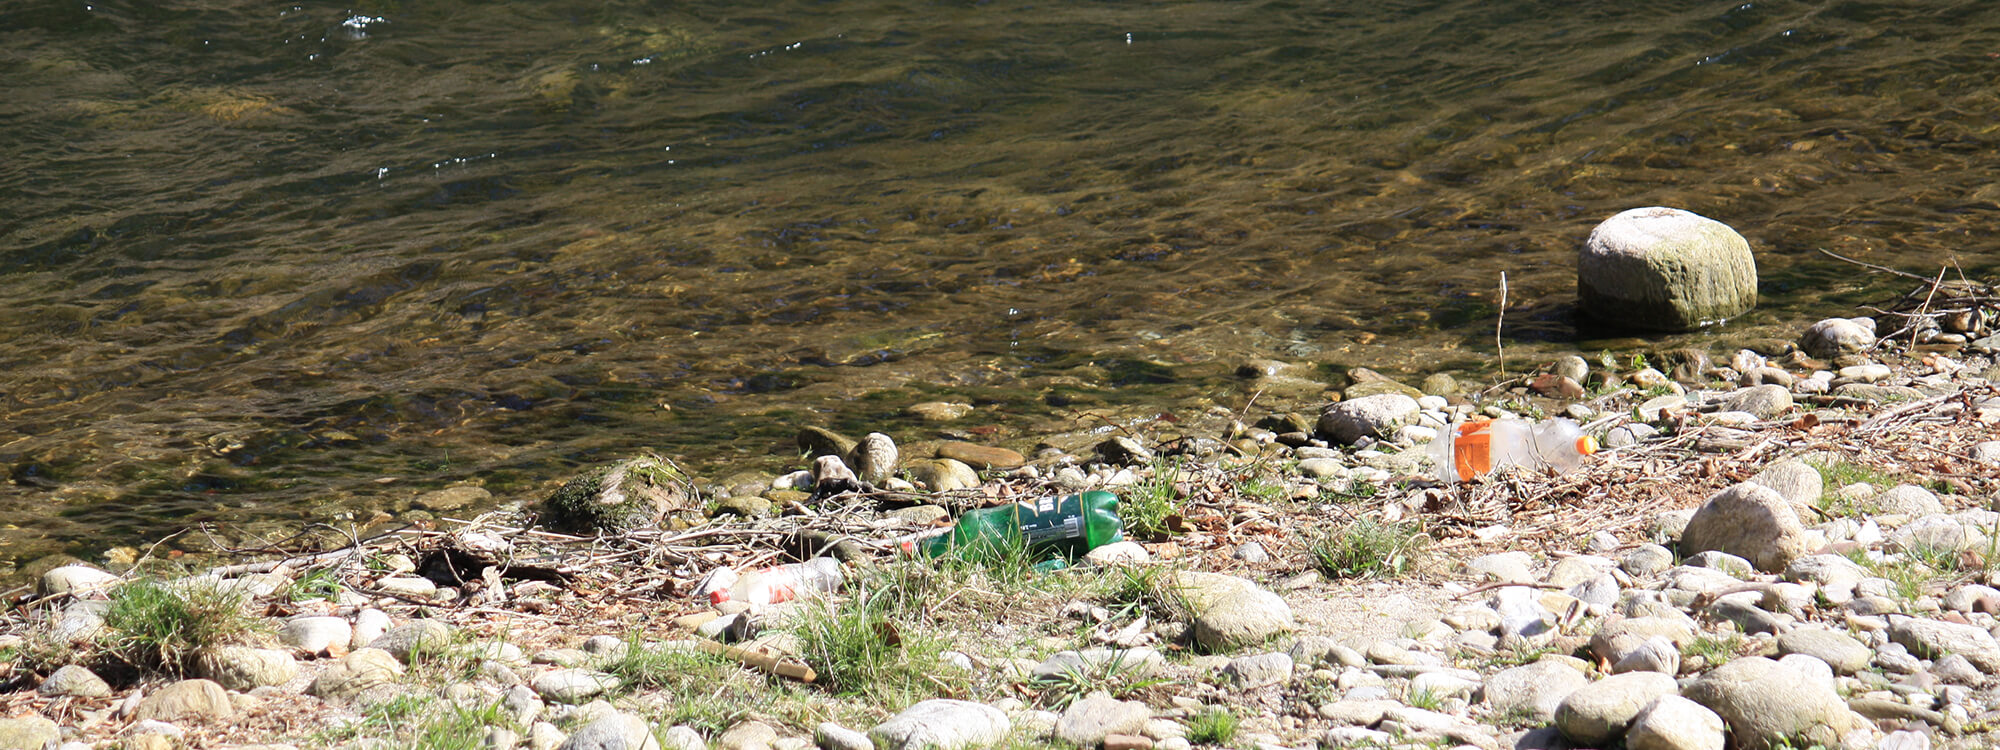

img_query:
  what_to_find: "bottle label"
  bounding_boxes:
[1017,495,1085,545]
[1454,420,1495,480]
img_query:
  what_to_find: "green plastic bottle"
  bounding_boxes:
[910,490,1124,562]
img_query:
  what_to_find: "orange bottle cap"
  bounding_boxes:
[1576,436,1598,456]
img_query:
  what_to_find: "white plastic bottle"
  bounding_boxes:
[1428,417,1598,483]
[708,557,845,605]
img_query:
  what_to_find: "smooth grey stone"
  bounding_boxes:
[533,669,620,705]
[815,722,872,750]
[869,700,1009,750]
[38,664,113,698]
[1622,545,1675,578]
[1799,317,1876,359]
[1055,694,1151,747]
[1223,652,1293,689]
[1480,659,1588,722]
[1777,628,1872,675]
[558,713,658,750]
[1683,657,1855,750]
[1624,695,1725,750]
[1680,482,1808,573]
[1611,636,1681,676]
[1889,616,2000,672]
[1553,672,1679,746]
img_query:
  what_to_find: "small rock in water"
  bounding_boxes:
[1554,355,1590,383]
[1095,436,1153,466]
[1316,395,1420,445]
[851,433,899,485]
[40,565,122,598]
[797,427,857,460]
[1837,363,1893,383]
[540,455,693,535]
[1723,384,1792,419]
[1799,317,1876,359]
[936,442,1025,470]
[906,402,973,422]
[907,459,981,492]
[812,455,863,496]
[1577,207,1757,331]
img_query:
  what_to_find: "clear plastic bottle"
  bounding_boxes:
[1427,417,1598,483]
[708,557,845,605]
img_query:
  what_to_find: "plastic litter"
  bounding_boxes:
[1427,417,1597,483]
[707,557,844,605]
[904,490,1123,562]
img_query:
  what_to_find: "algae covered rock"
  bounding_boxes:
[541,455,696,534]
[1578,207,1757,332]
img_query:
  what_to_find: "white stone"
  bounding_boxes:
[559,713,660,750]
[869,700,1010,750]
[1799,317,1877,359]
[39,565,121,598]
[351,608,392,650]
[283,616,353,655]
[1625,695,1725,750]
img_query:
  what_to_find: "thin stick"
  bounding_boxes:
[1910,266,1947,350]
[1817,248,1934,282]
[1496,271,1509,379]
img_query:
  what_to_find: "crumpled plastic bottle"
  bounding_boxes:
[705,557,844,605]
[1428,417,1597,483]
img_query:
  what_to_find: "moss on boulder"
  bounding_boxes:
[541,455,695,534]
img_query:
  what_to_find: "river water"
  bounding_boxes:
[3,0,1997,568]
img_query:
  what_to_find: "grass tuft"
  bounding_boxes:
[1029,649,1173,711]
[285,567,345,603]
[102,578,262,673]
[1124,459,1186,540]
[1682,626,1745,666]
[1185,708,1239,745]
[792,565,952,708]
[1309,518,1427,579]
[602,637,769,735]
[311,693,508,749]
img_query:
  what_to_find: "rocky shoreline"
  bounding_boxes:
[5,305,2000,750]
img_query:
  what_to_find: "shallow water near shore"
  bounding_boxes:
[2,0,1998,566]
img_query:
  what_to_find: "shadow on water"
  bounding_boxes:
[2,0,1998,565]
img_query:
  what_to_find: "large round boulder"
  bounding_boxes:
[1679,482,1807,573]
[1683,657,1853,750]
[1578,207,1757,332]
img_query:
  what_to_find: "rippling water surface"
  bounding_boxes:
[3,0,1998,566]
